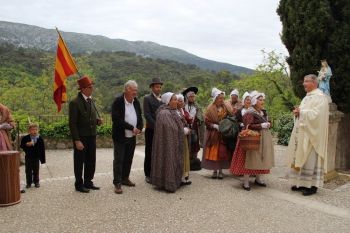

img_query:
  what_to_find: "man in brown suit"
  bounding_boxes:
[69,76,102,193]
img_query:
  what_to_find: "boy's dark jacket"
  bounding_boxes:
[20,135,46,164]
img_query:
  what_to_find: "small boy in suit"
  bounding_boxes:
[20,123,46,188]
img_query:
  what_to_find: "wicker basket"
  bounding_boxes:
[239,135,260,151]
[239,125,260,151]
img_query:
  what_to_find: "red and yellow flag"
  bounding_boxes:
[53,29,78,112]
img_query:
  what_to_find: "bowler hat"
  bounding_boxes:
[149,77,163,88]
[77,76,93,90]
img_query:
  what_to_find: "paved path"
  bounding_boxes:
[1,146,350,233]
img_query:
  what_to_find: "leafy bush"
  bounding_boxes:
[39,120,112,138]
[274,112,294,146]
[97,124,112,136]
[11,112,39,133]
[40,120,71,139]
[11,112,113,139]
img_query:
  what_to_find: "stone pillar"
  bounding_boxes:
[336,113,350,171]
[324,103,344,181]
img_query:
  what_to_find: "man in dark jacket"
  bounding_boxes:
[69,76,102,193]
[112,80,143,194]
[143,77,163,183]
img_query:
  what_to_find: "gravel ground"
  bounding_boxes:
[1,145,350,233]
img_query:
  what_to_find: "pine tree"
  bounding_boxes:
[277,0,350,112]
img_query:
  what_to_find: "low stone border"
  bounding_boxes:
[16,134,145,150]
[43,134,145,149]
[17,134,144,165]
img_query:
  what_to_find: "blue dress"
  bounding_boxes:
[318,66,332,95]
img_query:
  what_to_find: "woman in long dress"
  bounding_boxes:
[176,94,192,185]
[226,89,242,115]
[201,88,231,179]
[0,103,15,151]
[151,92,185,192]
[235,92,252,130]
[183,87,203,171]
[230,91,274,191]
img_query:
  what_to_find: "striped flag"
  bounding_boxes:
[53,29,78,112]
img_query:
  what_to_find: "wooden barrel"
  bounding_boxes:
[0,151,21,207]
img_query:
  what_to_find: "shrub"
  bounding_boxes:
[274,112,294,146]
[97,124,112,136]
[40,120,71,139]
[11,112,112,139]
[39,120,112,138]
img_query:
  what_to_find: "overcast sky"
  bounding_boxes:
[0,0,287,69]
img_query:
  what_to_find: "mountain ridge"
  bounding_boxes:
[0,20,253,74]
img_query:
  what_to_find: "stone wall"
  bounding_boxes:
[336,113,350,171]
[17,135,144,165]
[42,134,145,150]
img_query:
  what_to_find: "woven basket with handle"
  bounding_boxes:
[238,125,260,151]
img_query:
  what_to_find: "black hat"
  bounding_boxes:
[149,77,163,88]
[182,87,198,98]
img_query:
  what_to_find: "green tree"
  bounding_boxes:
[229,50,299,120]
[277,0,350,112]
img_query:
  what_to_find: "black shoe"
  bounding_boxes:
[190,165,202,171]
[34,183,40,188]
[291,186,306,192]
[185,179,192,185]
[26,184,31,188]
[190,158,202,171]
[218,173,224,180]
[180,180,192,186]
[254,180,267,187]
[242,184,251,191]
[20,189,26,194]
[75,186,90,193]
[145,177,151,184]
[184,177,192,185]
[186,180,192,185]
[85,184,100,190]
[302,186,317,196]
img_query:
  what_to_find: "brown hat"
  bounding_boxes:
[149,77,163,88]
[78,76,93,90]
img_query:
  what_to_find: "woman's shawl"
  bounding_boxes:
[151,105,184,192]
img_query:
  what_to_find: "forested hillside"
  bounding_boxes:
[0,44,298,145]
[0,44,241,114]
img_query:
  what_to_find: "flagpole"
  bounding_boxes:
[55,27,82,78]
[55,27,102,120]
